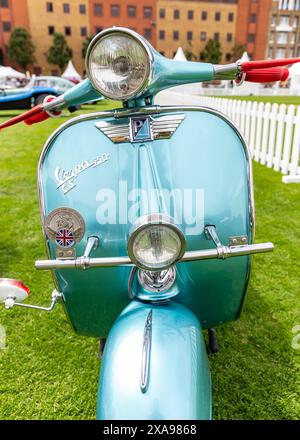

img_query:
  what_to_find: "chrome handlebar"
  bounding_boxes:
[35,242,274,271]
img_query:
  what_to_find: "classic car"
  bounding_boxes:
[0,76,75,110]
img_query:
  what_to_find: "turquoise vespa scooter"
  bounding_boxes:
[0,28,297,419]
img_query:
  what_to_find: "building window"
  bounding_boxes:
[228,12,234,22]
[227,33,232,42]
[159,30,165,40]
[173,30,179,40]
[200,31,206,41]
[293,16,299,27]
[111,5,120,17]
[174,9,180,19]
[46,2,53,12]
[248,33,255,42]
[201,11,207,21]
[81,27,87,37]
[2,21,10,32]
[276,48,286,58]
[79,4,86,14]
[34,66,42,76]
[144,28,152,40]
[63,3,70,13]
[48,25,55,35]
[188,10,193,20]
[65,26,71,36]
[94,3,103,16]
[250,13,256,23]
[144,6,152,18]
[95,26,103,34]
[214,32,219,41]
[225,53,231,61]
[290,33,296,44]
[215,12,221,21]
[159,8,165,19]
[128,5,136,17]
[0,0,9,7]
[279,16,289,26]
[278,32,288,44]
[187,31,193,41]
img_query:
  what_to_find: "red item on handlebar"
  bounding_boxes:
[0,95,61,130]
[24,111,50,125]
[0,104,44,130]
[242,57,300,72]
[244,67,289,83]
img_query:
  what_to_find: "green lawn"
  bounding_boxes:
[213,95,300,105]
[0,103,299,420]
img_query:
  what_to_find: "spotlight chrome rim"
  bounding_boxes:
[127,213,186,271]
[85,27,153,101]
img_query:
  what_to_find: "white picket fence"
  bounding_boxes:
[156,90,300,183]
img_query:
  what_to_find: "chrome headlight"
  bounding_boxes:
[127,214,186,271]
[86,28,152,101]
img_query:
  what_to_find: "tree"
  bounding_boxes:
[230,43,247,62]
[184,50,197,61]
[0,48,4,66]
[82,35,93,59]
[183,41,197,61]
[8,27,35,71]
[200,39,222,64]
[45,32,72,72]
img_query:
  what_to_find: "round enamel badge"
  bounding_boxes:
[44,207,85,249]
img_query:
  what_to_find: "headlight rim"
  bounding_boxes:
[85,27,153,101]
[127,213,187,271]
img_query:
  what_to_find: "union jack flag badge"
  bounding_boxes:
[55,228,75,248]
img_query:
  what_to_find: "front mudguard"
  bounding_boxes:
[97,300,212,420]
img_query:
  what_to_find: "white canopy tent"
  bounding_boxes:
[289,61,300,95]
[173,47,187,62]
[171,46,203,95]
[62,60,81,83]
[0,66,25,78]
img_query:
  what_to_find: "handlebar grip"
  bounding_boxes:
[0,104,43,130]
[24,111,50,126]
[241,58,300,72]
[244,67,289,83]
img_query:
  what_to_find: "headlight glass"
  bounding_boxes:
[86,30,151,100]
[128,215,186,271]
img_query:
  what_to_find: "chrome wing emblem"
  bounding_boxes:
[95,114,186,144]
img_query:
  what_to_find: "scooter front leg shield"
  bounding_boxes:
[97,300,212,420]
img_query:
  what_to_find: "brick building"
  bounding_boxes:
[0,0,29,66]
[27,0,90,75]
[156,0,238,62]
[0,0,292,75]
[89,0,157,47]
[235,0,273,60]
[0,0,157,74]
[267,0,300,59]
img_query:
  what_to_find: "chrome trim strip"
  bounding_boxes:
[38,104,255,262]
[140,310,152,393]
[213,63,239,80]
